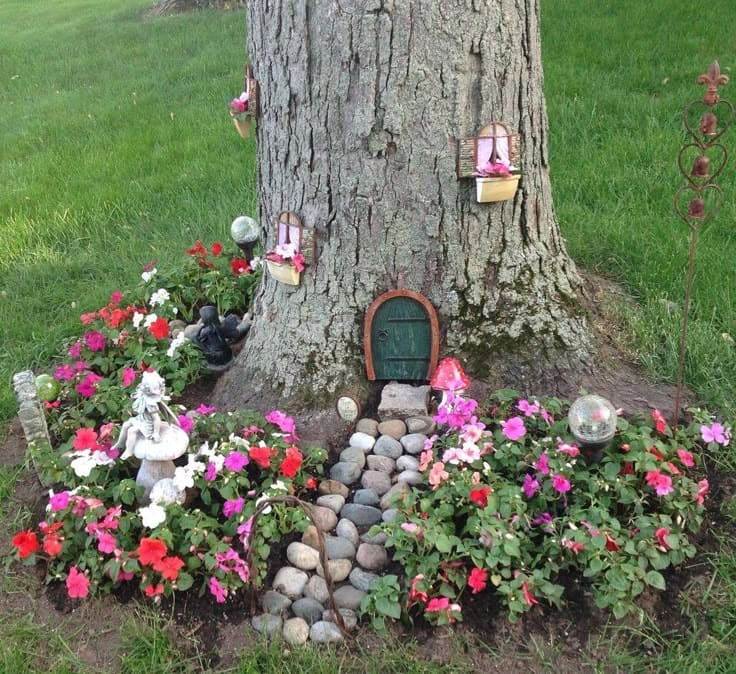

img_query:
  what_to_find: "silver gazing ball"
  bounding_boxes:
[230,215,260,245]
[568,394,617,448]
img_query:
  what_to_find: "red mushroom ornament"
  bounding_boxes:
[430,357,471,405]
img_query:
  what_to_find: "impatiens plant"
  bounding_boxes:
[373,390,723,623]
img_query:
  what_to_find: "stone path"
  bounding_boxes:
[251,414,435,644]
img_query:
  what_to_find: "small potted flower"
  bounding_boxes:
[229,91,252,139]
[474,160,520,203]
[266,243,305,286]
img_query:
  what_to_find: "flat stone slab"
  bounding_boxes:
[378,382,430,420]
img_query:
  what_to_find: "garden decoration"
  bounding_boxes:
[266,212,314,286]
[230,215,260,261]
[112,370,189,504]
[229,64,258,139]
[567,393,617,462]
[191,305,250,370]
[673,61,733,426]
[456,121,521,202]
[336,394,361,424]
[429,357,471,405]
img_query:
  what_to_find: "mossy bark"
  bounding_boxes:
[214,0,592,413]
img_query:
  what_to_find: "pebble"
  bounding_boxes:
[355,418,379,437]
[272,567,309,599]
[352,488,380,506]
[373,435,403,459]
[382,508,398,523]
[377,419,407,439]
[357,543,389,570]
[361,470,392,495]
[316,494,346,514]
[262,590,292,616]
[380,481,410,510]
[308,505,338,532]
[329,461,362,485]
[336,518,359,548]
[400,433,427,455]
[333,585,366,611]
[304,575,329,604]
[406,416,436,434]
[310,620,344,643]
[339,447,366,469]
[323,608,358,631]
[397,469,423,485]
[292,597,325,625]
[318,479,349,498]
[349,567,380,592]
[349,432,375,450]
[325,535,356,560]
[251,614,282,636]
[316,558,352,582]
[286,542,320,571]
[340,503,382,527]
[282,617,310,646]
[366,455,396,473]
[396,455,420,472]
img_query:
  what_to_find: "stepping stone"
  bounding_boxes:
[378,382,430,419]
[355,419,379,437]
[373,435,402,459]
[340,503,382,526]
[377,419,407,439]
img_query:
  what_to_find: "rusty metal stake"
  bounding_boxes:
[672,62,733,426]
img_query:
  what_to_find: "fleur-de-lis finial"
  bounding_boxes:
[697,61,729,106]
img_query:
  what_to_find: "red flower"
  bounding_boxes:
[154,555,184,581]
[305,477,318,489]
[148,317,169,340]
[696,479,709,505]
[186,240,207,258]
[280,445,303,478]
[407,574,428,607]
[137,538,168,566]
[649,446,665,461]
[469,486,491,508]
[620,462,636,476]
[66,566,90,599]
[231,258,251,275]
[211,242,223,257]
[468,567,488,594]
[249,445,276,469]
[145,583,164,597]
[605,533,620,552]
[73,427,99,451]
[43,534,63,557]
[655,527,671,551]
[652,409,667,434]
[12,530,39,559]
[80,312,97,325]
[521,580,539,607]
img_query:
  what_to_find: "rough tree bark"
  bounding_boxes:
[214,0,593,414]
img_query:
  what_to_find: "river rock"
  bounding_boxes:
[251,614,282,636]
[302,525,321,549]
[287,541,320,571]
[349,432,375,450]
[262,590,292,615]
[349,567,380,592]
[292,597,325,625]
[316,558,352,582]
[272,566,308,599]
[304,575,329,604]
[318,479,349,498]
[339,447,366,469]
[333,585,366,611]
[340,503,382,527]
[310,620,344,644]
[336,518,360,548]
[382,508,398,523]
[323,608,358,631]
[380,481,410,509]
[355,418,379,437]
[366,455,396,473]
[400,433,427,455]
[282,617,310,646]
[352,488,380,506]
[325,535,356,560]
[316,494,346,514]
[361,530,388,545]
[396,455,420,472]
[361,470,392,495]
[406,416,436,435]
[308,504,338,532]
[397,469,423,485]
[377,419,407,439]
[372,435,403,459]
[329,461,362,485]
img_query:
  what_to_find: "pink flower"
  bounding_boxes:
[557,440,580,457]
[533,453,549,475]
[676,449,694,468]
[522,474,540,499]
[224,451,249,472]
[701,423,730,446]
[521,580,538,606]
[651,409,667,434]
[645,470,673,496]
[176,415,193,434]
[205,462,218,482]
[418,449,434,472]
[500,416,526,441]
[195,403,217,415]
[223,497,245,517]
[561,538,585,554]
[83,331,106,352]
[425,597,450,612]
[68,342,82,358]
[265,410,299,441]
[96,531,117,554]
[209,576,227,603]
[655,527,671,551]
[468,567,488,594]
[401,522,420,535]
[552,474,571,493]
[66,566,90,599]
[75,373,102,398]
[122,368,136,387]
[110,291,123,304]
[49,490,70,512]
[54,364,75,381]
[518,399,540,417]
[476,161,511,177]
[428,462,449,490]
[696,478,709,505]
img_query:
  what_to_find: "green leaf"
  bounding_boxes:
[645,570,666,590]
[177,572,194,591]
[435,534,452,553]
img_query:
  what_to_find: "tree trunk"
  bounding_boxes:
[214,0,592,414]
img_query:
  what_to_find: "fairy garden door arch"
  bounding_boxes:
[364,290,439,381]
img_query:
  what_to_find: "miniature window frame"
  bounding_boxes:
[456,121,520,178]
[243,64,259,119]
[275,211,315,267]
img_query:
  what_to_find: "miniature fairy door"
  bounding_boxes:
[364,290,439,381]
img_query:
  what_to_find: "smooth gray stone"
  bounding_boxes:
[336,518,360,548]
[373,435,403,459]
[339,446,366,469]
[333,585,366,611]
[318,480,349,498]
[316,558,352,582]
[380,481,410,509]
[355,418,379,437]
[400,433,428,455]
[308,504,338,532]
[349,431,375,450]
[352,488,380,506]
[349,567,380,592]
[292,597,325,625]
[361,470,392,495]
[397,469,423,485]
[361,530,388,545]
[283,617,310,646]
[304,575,329,604]
[396,455,420,472]
[316,494,346,514]
[366,454,396,473]
[329,461,362,485]
[262,590,292,616]
[272,566,308,599]
[382,508,398,523]
[340,503,382,526]
[406,416,436,435]
[251,614,282,636]
[322,608,358,631]
[377,419,407,439]
[356,543,389,570]
[286,541,320,571]
[310,620,344,643]
[325,535,356,560]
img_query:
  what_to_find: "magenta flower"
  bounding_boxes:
[552,474,571,493]
[701,423,731,446]
[265,410,299,440]
[96,531,117,554]
[522,474,540,499]
[518,399,540,417]
[237,517,254,546]
[533,453,550,475]
[68,342,82,358]
[84,331,106,352]
[54,364,75,382]
[73,360,90,371]
[110,291,123,304]
[49,490,70,512]
[195,404,217,415]
[209,576,227,603]
[557,440,580,457]
[223,497,245,517]
[224,451,249,472]
[122,368,136,387]
[500,416,526,441]
[205,461,218,482]
[177,415,194,434]
[676,448,694,468]
[75,372,102,398]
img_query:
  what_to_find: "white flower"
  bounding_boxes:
[139,502,167,528]
[270,480,288,493]
[166,332,187,358]
[70,450,113,477]
[149,288,171,307]
[173,466,194,491]
[132,312,145,328]
[150,478,185,505]
[187,456,206,473]
[228,433,248,447]
[172,306,178,315]
[255,494,272,515]
[274,243,297,259]
[141,268,157,283]
[250,256,263,269]
[144,313,158,328]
